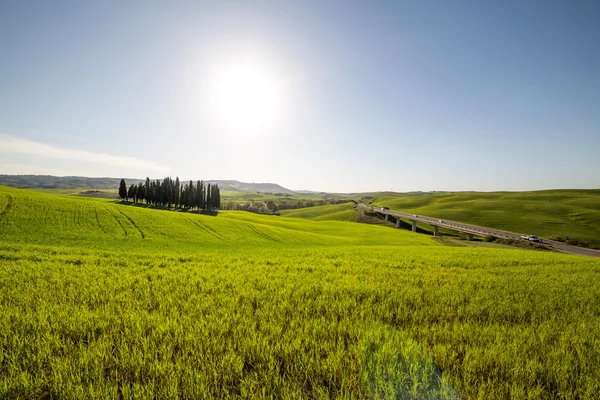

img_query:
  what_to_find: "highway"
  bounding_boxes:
[363,205,600,258]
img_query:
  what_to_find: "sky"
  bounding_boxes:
[1,0,599,193]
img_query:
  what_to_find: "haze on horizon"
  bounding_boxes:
[1,1,599,193]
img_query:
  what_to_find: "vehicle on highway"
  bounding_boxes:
[382,207,389,210]
[521,235,541,243]
[438,219,444,223]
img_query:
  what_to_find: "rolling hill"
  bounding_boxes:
[373,190,600,248]
[0,186,428,252]
[279,202,356,222]
[2,186,600,398]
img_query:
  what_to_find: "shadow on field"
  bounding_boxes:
[188,210,219,217]
[115,201,219,216]
[393,218,437,236]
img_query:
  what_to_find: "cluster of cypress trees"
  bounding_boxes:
[119,177,220,210]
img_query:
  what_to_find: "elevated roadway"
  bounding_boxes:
[361,205,600,258]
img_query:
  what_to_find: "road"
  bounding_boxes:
[363,205,600,258]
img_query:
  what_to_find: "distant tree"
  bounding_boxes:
[198,180,205,210]
[137,182,145,203]
[128,184,136,201]
[181,182,188,208]
[187,180,194,208]
[145,177,151,204]
[206,185,211,211]
[266,199,278,213]
[119,179,127,200]
[212,184,221,209]
[196,180,203,210]
[175,177,180,208]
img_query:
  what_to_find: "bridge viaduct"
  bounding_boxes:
[360,204,600,258]
[372,206,482,240]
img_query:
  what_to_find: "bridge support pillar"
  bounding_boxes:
[433,225,439,237]
[467,233,474,241]
[395,218,400,228]
[385,214,389,222]
[411,220,417,232]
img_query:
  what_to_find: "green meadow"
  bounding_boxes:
[280,202,356,222]
[373,190,600,248]
[1,185,600,399]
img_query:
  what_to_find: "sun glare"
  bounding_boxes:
[208,60,283,134]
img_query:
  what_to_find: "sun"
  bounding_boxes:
[208,60,283,134]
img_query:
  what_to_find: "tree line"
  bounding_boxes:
[221,198,349,214]
[119,177,221,210]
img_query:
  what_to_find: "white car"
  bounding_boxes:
[438,219,444,223]
[521,235,541,243]
[528,235,541,243]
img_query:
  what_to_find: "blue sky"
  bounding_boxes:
[1,0,598,192]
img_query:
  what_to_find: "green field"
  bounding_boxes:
[1,186,600,399]
[373,190,600,248]
[280,202,356,222]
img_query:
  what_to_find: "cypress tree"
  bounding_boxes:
[188,180,194,208]
[137,182,144,203]
[128,184,136,201]
[198,181,205,210]
[119,179,127,200]
[214,184,221,209]
[206,185,211,211]
[162,177,169,207]
[150,181,156,205]
[155,179,161,206]
[175,177,180,208]
[145,177,151,204]
[196,181,203,210]
[181,182,188,208]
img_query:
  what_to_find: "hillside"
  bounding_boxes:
[205,180,292,193]
[280,202,356,222]
[0,186,428,252]
[373,190,600,248]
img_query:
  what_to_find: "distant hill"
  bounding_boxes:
[0,175,293,193]
[205,180,293,194]
[0,175,143,189]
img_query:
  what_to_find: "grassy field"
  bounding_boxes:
[0,187,422,252]
[1,186,600,399]
[373,190,600,248]
[280,202,356,222]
